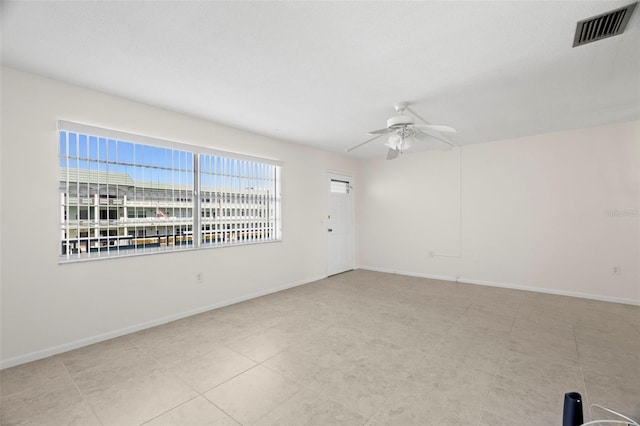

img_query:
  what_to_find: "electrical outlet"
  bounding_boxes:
[612,266,621,276]
[196,272,203,283]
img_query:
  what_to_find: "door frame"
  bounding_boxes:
[325,171,355,276]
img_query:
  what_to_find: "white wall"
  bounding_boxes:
[2,66,638,368]
[358,121,640,304]
[0,68,358,367]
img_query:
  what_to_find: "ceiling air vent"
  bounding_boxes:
[573,2,637,47]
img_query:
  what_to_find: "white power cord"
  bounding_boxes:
[580,403,640,426]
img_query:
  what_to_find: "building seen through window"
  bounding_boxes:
[58,125,281,261]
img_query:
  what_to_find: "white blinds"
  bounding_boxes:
[58,121,281,262]
[58,121,281,166]
[58,131,195,260]
[330,179,350,194]
[199,155,279,246]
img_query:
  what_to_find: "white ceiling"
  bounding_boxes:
[2,1,639,158]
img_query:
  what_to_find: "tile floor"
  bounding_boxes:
[1,270,639,425]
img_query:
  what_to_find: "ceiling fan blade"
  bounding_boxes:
[345,133,386,153]
[406,105,458,137]
[367,128,392,135]
[415,131,454,151]
[386,148,399,160]
[414,124,456,133]
[415,127,456,148]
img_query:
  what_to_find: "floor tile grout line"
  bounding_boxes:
[474,299,520,426]
[197,362,259,395]
[302,284,423,423]
[59,359,105,426]
[249,383,306,425]
[0,359,70,400]
[59,340,207,426]
[132,332,258,373]
[198,395,244,426]
[138,395,201,426]
[117,345,206,425]
[257,322,440,425]
[295,360,381,421]
[130,338,250,426]
[362,305,456,425]
[126,340,169,368]
[157,358,248,426]
[361,375,410,425]
[129,338,185,366]
[223,343,280,365]
[570,306,591,423]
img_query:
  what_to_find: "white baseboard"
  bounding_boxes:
[361,265,455,283]
[0,274,325,370]
[359,266,640,306]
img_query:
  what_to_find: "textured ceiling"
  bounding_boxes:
[2,1,639,158]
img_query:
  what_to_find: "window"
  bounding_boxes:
[199,153,280,247]
[330,179,350,194]
[58,121,281,262]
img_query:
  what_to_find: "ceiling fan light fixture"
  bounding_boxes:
[385,133,403,150]
[385,133,412,152]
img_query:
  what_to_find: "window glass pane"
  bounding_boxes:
[198,154,279,246]
[59,125,281,262]
[59,131,195,260]
[330,179,349,194]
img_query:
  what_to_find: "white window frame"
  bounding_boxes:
[58,121,282,263]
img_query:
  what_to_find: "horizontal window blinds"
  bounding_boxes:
[58,121,281,262]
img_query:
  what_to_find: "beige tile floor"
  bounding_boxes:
[1,270,639,425]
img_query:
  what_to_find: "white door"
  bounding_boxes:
[326,173,354,276]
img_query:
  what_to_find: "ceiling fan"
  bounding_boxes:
[346,102,457,160]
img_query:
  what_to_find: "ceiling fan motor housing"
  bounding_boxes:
[387,115,414,129]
